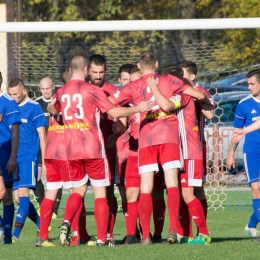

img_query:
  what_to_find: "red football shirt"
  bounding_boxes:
[100,82,118,156]
[54,79,115,160]
[110,72,189,149]
[174,94,203,159]
[44,112,66,160]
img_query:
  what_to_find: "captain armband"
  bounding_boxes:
[169,95,181,109]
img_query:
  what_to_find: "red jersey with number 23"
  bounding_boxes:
[54,79,115,160]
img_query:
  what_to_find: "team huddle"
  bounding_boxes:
[0,52,215,247]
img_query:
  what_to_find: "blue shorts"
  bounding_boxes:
[13,159,38,190]
[0,147,20,184]
[244,153,260,186]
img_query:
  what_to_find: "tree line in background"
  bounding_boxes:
[9,0,260,83]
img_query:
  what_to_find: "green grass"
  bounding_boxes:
[1,208,260,260]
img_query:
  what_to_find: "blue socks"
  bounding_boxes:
[252,198,260,224]
[13,197,30,239]
[3,203,14,238]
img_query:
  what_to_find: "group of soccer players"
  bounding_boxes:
[0,51,215,247]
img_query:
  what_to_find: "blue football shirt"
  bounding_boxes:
[233,94,260,153]
[0,92,21,148]
[17,98,47,160]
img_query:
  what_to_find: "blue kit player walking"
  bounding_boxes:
[7,78,47,242]
[0,72,21,244]
[227,69,260,239]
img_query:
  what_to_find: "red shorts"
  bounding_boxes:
[125,156,140,188]
[179,159,203,188]
[67,158,110,187]
[45,159,71,190]
[139,143,182,174]
[115,162,126,187]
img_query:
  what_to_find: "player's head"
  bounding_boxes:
[0,71,2,90]
[162,65,184,79]
[118,64,135,87]
[178,60,197,85]
[39,77,55,100]
[7,77,27,104]
[87,54,106,87]
[130,65,142,81]
[137,51,158,73]
[162,64,191,86]
[69,54,88,77]
[247,69,260,97]
[62,67,72,84]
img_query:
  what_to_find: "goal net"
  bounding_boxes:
[1,19,260,212]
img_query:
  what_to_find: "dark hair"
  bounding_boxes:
[178,60,198,75]
[118,64,135,77]
[247,69,260,83]
[8,77,25,88]
[130,65,139,74]
[162,65,184,79]
[88,54,106,70]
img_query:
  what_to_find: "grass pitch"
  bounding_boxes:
[1,207,260,260]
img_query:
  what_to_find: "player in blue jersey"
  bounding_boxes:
[0,72,21,244]
[7,78,47,243]
[226,69,260,240]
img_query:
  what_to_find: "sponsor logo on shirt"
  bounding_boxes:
[21,118,28,123]
[48,122,90,132]
[144,111,172,120]
[252,116,260,122]
[193,125,199,132]
[251,109,257,114]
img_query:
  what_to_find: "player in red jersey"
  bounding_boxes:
[115,64,133,223]
[36,69,90,247]
[152,65,211,245]
[110,51,210,244]
[87,54,128,245]
[178,61,214,233]
[48,54,153,246]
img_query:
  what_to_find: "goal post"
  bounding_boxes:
[1,18,259,211]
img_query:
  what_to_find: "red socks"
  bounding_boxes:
[125,201,139,235]
[94,198,109,242]
[187,198,209,236]
[63,193,82,224]
[167,187,180,233]
[39,198,55,239]
[107,196,118,237]
[138,193,152,239]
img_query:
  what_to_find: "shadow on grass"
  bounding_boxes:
[211,237,255,243]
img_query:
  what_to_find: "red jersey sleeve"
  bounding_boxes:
[91,86,115,113]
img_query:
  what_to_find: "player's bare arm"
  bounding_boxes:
[106,120,127,149]
[47,98,59,115]
[7,124,19,173]
[183,86,211,106]
[107,101,153,118]
[146,76,179,112]
[198,102,214,120]
[37,126,46,174]
[226,128,241,170]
